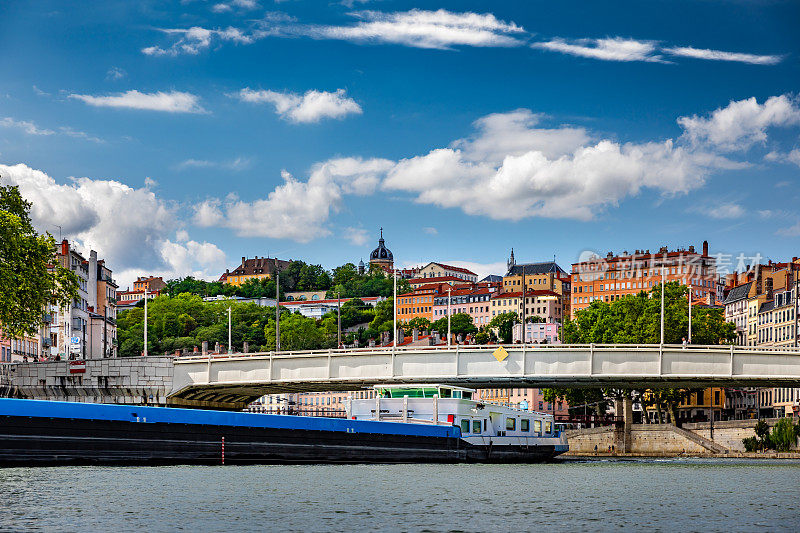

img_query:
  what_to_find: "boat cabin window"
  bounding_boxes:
[483,419,487,431]
[453,390,462,399]
[439,388,452,398]
[460,419,470,434]
[472,420,481,434]
[534,420,542,434]
[521,419,530,432]
[505,418,516,431]
[462,391,472,400]
[545,421,552,434]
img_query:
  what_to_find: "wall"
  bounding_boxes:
[4,357,174,406]
[683,418,792,452]
[566,425,711,455]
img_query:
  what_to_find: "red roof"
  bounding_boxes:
[428,263,477,276]
[409,275,462,284]
[280,296,380,306]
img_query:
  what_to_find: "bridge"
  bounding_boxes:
[171,344,800,409]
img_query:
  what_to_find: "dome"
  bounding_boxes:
[369,229,393,262]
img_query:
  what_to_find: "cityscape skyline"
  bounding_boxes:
[0,1,798,289]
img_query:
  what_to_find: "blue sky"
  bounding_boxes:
[1,0,799,287]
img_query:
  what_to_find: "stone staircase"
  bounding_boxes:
[671,424,729,454]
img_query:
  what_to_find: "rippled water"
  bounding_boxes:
[1,459,799,532]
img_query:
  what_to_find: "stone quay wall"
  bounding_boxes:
[566,424,713,455]
[3,357,174,406]
[683,418,791,452]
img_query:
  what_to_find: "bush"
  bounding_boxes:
[770,418,799,452]
[475,331,490,345]
[742,436,759,452]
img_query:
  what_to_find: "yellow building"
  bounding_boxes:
[222,256,292,287]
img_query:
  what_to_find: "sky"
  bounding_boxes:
[1,0,799,288]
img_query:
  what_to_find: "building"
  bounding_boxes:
[222,256,292,287]
[368,229,393,271]
[46,240,117,359]
[432,285,499,329]
[503,252,571,321]
[723,282,753,346]
[490,290,564,324]
[570,242,717,318]
[0,328,40,362]
[476,387,570,418]
[408,275,463,290]
[284,291,327,301]
[280,296,384,320]
[117,276,166,310]
[396,286,438,325]
[203,295,278,307]
[513,322,561,344]
[416,262,477,283]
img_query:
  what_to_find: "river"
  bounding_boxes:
[1,459,799,532]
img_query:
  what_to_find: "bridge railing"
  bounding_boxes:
[173,343,800,363]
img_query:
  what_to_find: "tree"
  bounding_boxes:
[543,388,608,417]
[769,418,798,452]
[403,316,431,334]
[754,419,771,450]
[449,313,478,338]
[488,312,519,344]
[0,182,78,337]
[475,331,490,345]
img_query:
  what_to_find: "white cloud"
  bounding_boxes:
[194,157,393,241]
[532,37,662,62]
[144,9,525,56]
[692,202,746,219]
[213,0,258,12]
[678,94,800,150]
[0,117,54,136]
[1,117,103,143]
[302,9,526,50]
[788,149,800,167]
[106,67,127,80]
[69,90,206,113]
[0,163,226,288]
[175,157,252,171]
[664,46,783,65]
[236,88,362,123]
[423,226,437,235]
[343,227,369,246]
[142,25,254,56]
[777,221,800,237]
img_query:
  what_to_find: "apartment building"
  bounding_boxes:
[432,285,499,328]
[490,289,564,324]
[476,387,570,418]
[416,262,478,282]
[570,242,717,318]
[221,256,292,287]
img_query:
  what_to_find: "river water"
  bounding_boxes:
[1,459,799,532]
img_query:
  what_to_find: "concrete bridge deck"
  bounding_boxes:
[171,344,800,408]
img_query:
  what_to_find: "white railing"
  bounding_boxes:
[173,343,800,364]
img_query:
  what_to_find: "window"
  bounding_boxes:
[460,419,470,434]
[521,419,530,432]
[534,420,542,434]
[545,421,552,434]
[472,420,482,434]
[506,418,516,431]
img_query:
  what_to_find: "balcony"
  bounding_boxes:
[42,313,53,323]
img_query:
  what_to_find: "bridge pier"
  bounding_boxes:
[614,396,634,453]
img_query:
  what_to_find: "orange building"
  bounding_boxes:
[396,285,440,324]
[570,241,718,318]
[222,256,292,287]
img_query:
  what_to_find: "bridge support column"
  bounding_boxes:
[614,396,634,454]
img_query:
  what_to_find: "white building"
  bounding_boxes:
[416,262,478,283]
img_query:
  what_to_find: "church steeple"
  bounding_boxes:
[507,248,516,272]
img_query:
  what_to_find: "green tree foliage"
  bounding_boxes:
[542,388,608,417]
[117,293,340,356]
[562,282,736,345]
[488,312,519,344]
[475,331,490,345]
[402,316,431,334]
[769,418,798,452]
[327,266,410,300]
[0,183,78,337]
[430,314,478,339]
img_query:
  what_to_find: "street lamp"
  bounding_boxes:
[275,269,281,352]
[143,288,148,357]
[337,291,341,348]
[227,306,232,354]
[393,268,397,352]
[660,257,665,345]
[447,286,451,347]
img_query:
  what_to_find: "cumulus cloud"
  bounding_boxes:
[663,46,783,65]
[212,0,258,12]
[69,90,206,113]
[678,94,800,150]
[235,88,362,123]
[0,163,226,287]
[532,37,662,62]
[106,67,127,80]
[193,157,393,241]
[788,149,800,167]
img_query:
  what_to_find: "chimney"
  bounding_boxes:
[61,239,69,256]
[765,277,774,300]
[702,240,708,257]
[241,257,246,265]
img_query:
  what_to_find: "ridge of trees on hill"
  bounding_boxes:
[164,262,411,301]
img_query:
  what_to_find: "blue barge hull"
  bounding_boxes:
[0,398,562,465]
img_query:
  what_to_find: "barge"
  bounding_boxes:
[0,385,567,466]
